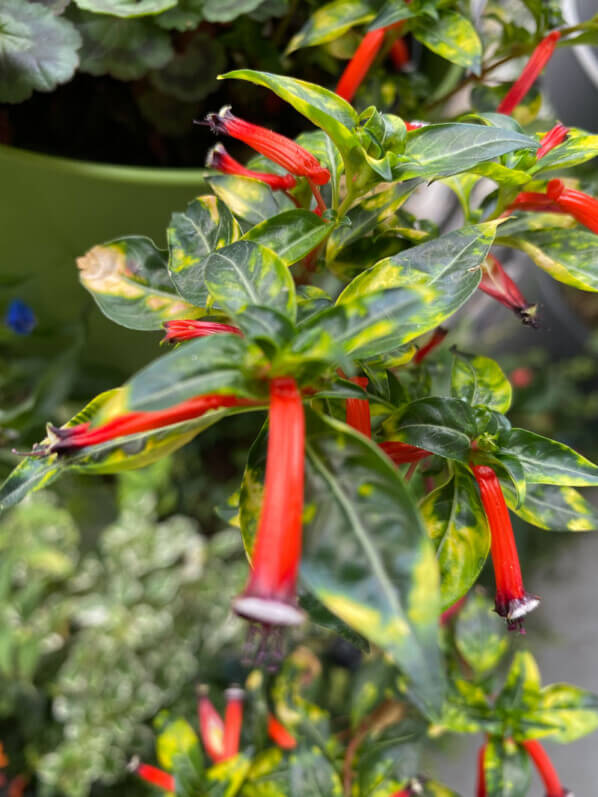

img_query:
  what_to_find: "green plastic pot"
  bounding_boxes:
[0,144,208,374]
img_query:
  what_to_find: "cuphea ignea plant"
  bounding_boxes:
[3,4,598,795]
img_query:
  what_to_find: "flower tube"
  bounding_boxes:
[163,320,242,344]
[479,255,538,327]
[497,31,561,115]
[223,686,244,760]
[204,107,330,186]
[267,714,297,750]
[206,144,297,190]
[379,441,431,465]
[129,759,175,792]
[472,465,540,630]
[476,743,487,797]
[345,376,371,438]
[233,377,305,627]
[546,178,598,234]
[523,740,571,797]
[197,686,225,763]
[336,29,386,102]
[536,123,568,159]
[414,327,448,364]
[46,395,257,454]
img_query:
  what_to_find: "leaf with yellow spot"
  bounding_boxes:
[451,352,512,413]
[167,195,241,308]
[208,174,295,227]
[413,11,482,73]
[302,409,445,718]
[157,718,199,770]
[286,0,376,53]
[483,739,531,797]
[77,236,201,330]
[454,590,509,675]
[503,482,598,531]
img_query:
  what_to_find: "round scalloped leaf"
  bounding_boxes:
[202,0,264,23]
[73,9,173,80]
[72,0,176,17]
[150,34,225,102]
[154,0,204,30]
[0,0,81,103]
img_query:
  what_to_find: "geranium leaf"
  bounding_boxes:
[149,34,225,102]
[72,0,176,16]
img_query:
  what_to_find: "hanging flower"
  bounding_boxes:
[223,686,245,760]
[163,319,242,344]
[523,740,571,797]
[233,377,305,630]
[471,465,540,630]
[267,714,297,750]
[476,742,487,797]
[546,178,598,234]
[44,395,257,455]
[536,123,568,159]
[497,31,561,115]
[206,143,297,191]
[390,38,409,70]
[129,758,175,792]
[345,376,371,438]
[479,255,539,327]
[379,441,431,465]
[204,107,330,186]
[336,29,387,102]
[197,685,226,763]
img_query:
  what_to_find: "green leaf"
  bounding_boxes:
[204,755,251,797]
[204,241,297,321]
[302,410,445,718]
[393,124,538,180]
[504,482,598,532]
[484,739,531,797]
[72,0,176,16]
[112,334,262,413]
[330,223,498,359]
[326,180,419,264]
[451,353,512,413]
[208,175,295,227]
[499,429,598,486]
[243,210,331,266]
[455,591,509,675]
[219,70,365,183]
[202,0,264,22]
[496,651,542,714]
[368,0,420,31]
[0,455,63,515]
[531,127,598,174]
[149,34,225,102]
[283,748,343,797]
[154,0,204,30]
[167,196,241,308]
[286,0,376,53]
[299,593,369,651]
[382,398,477,461]
[235,306,295,349]
[77,236,201,330]
[522,684,598,743]
[295,131,343,208]
[420,466,490,610]
[413,11,482,73]
[74,9,173,79]
[498,220,598,292]
[296,285,333,324]
[156,718,200,770]
[0,0,81,103]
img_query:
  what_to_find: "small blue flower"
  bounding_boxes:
[5,299,36,335]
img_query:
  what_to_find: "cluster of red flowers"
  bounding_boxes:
[477,740,571,797]
[131,685,296,791]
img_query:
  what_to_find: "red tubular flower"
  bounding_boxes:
[379,441,431,465]
[472,465,540,630]
[46,395,257,454]
[204,107,330,186]
[223,686,244,760]
[414,327,448,363]
[440,595,467,626]
[206,143,297,190]
[233,377,305,628]
[477,743,487,797]
[163,319,242,344]
[497,31,561,115]
[346,376,371,438]
[546,178,598,234]
[267,714,297,750]
[197,686,225,763]
[129,759,175,792]
[536,123,568,159]
[390,37,409,69]
[336,29,386,102]
[479,255,538,327]
[523,740,571,797]
[405,121,425,130]
[507,191,563,214]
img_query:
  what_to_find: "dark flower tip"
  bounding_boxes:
[496,592,541,632]
[517,303,540,328]
[240,622,289,672]
[200,105,233,134]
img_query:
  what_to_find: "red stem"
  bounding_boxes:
[524,740,567,797]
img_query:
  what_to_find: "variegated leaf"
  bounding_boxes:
[77,236,200,330]
[208,174,294,226]
[503,482,598,531]
[499,429,598,486]
[286,0,376,53]
[413,11,482,73]
[483,739,531,797]
[451,353,513,413]
[243,210,331,266]
[455,590,509,675]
